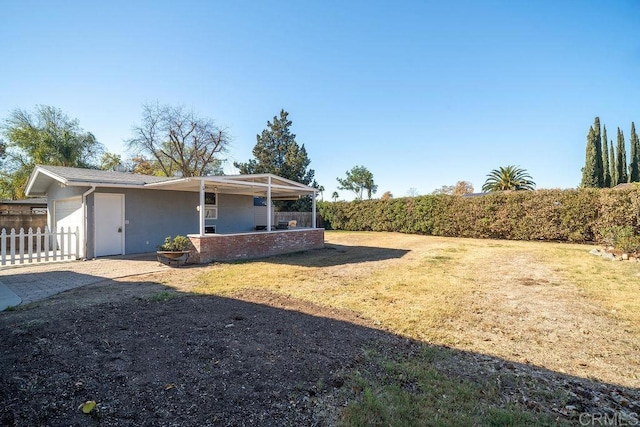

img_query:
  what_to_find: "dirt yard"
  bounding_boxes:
[1,232,639,426]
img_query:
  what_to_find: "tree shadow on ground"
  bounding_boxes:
[0,278,638,426]
[254,243,410,268]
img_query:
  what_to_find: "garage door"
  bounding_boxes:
[54,197,84,258]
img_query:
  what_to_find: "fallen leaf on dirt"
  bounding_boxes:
[79,400,96,414]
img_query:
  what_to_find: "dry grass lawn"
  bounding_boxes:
[161,230,639,389]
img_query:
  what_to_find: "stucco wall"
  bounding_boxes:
[90,188,200,256]
[45,185,259,258]
[215,194,255,233]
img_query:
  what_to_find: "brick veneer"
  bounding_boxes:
[187,228,325,263]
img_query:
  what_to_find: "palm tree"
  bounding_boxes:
[482,165,535,192]
[331,191,339,202]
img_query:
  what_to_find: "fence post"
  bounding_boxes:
[59,227,65,261]
[74,226,79,259]
[1,228,6,266]
[19,227,25,264]
[27,227,34,263]
[44,226,50,262]
[66,227,72,260]
[51,227,58,261]
[9,228,16,265]
[36,227,42,262]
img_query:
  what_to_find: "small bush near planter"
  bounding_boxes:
[158,235,191,252]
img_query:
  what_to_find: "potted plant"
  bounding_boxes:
[157,235,192,264]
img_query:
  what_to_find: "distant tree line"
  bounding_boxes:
[581,116,640,188]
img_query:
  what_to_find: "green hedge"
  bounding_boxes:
[318,188,640,243]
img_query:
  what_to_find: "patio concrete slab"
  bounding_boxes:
[0,282,21,311]
[0,253,170,310]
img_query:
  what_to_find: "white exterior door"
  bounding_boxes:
[94,193,124,257]
[54,197,84,258]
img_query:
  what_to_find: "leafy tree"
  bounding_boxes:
[453,181,474,195]
[331,191,339,202]
[616,127,628,184]
[380,191,393,200]
[127,102,228,177]
[0,105,104,199]
[581,125,602,187]
[602,126,612,188]
[432,184,455,195]
[234,110,314,182]
[100,152,123,171]
[629,122,640,182]
[432,181,474,196]
[337,165,378,200]
[481,165,535,192]
[234,110,317,211]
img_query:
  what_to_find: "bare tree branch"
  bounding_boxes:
[127,103,230,177]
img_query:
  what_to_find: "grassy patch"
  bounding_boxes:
[146,291,179,302]
[340,348,561,427]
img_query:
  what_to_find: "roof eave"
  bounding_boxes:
[25,166,68,197]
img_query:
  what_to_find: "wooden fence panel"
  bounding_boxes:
[0,227,79,266]
[273,212,324,228]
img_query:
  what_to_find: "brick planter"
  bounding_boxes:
[188,228,325,264]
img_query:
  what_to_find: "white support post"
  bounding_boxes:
[312,191,317,229]
[199,179,205,236]
[267,176,272,231]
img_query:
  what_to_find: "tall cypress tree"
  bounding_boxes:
[602,125,611,187]
[581,126,600,187]
[629,122,640,182]
[593,117,604,187]
[610,139,617,187]
[616,127,628,184]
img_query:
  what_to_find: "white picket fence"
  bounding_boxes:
[0,227,80,266]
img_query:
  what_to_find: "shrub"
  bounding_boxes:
[615,236,640,254]
[157,235,191,251]
[599,225,633,247]
[318,188,640,244]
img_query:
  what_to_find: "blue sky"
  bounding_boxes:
[2,1,639,200]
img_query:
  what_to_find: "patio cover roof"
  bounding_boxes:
[25,165,316,200]
[145,174,316,200]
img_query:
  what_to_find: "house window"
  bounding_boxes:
[205,192,216,205]
[205,207,217,219]
[204,192,217,232]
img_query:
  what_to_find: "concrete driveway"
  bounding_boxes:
[0,254,171,310]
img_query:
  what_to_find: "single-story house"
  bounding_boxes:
[24,165,324,263]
